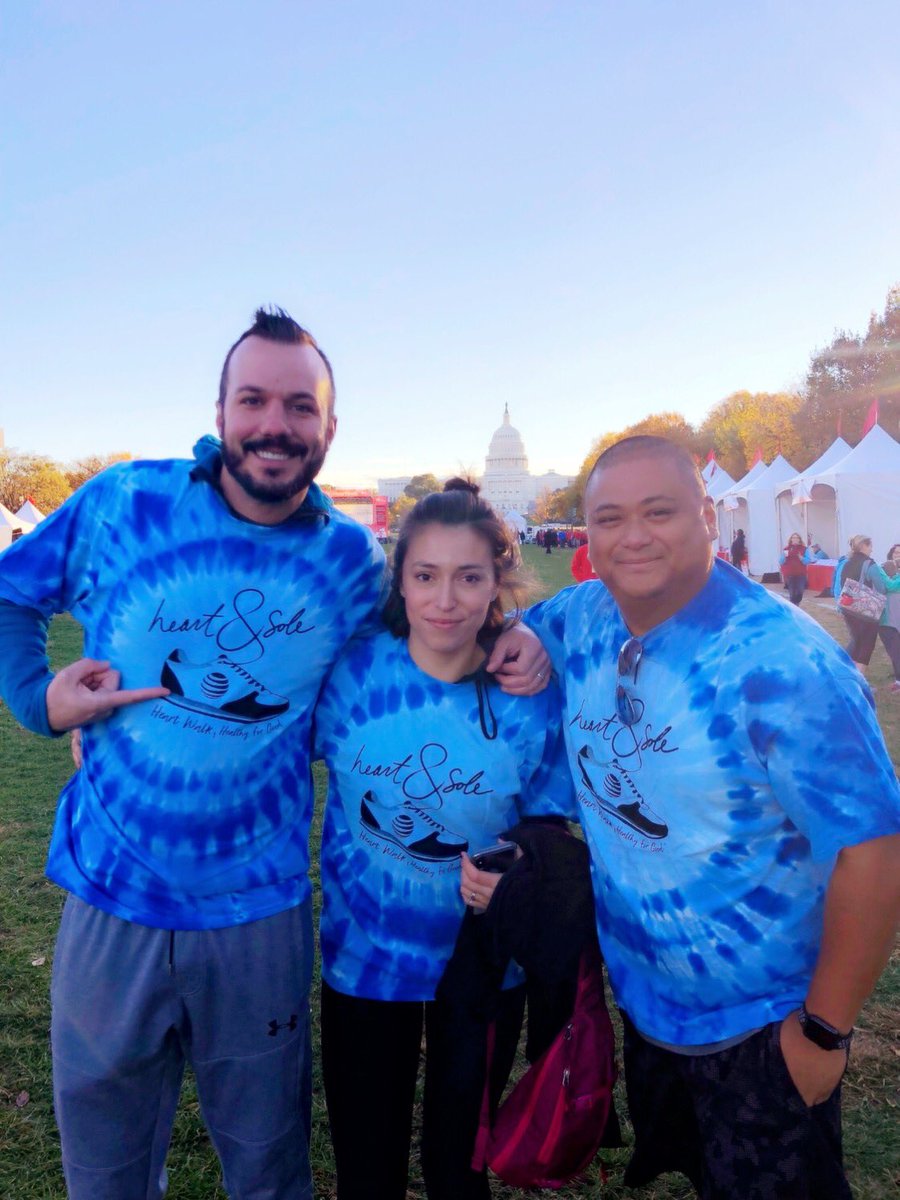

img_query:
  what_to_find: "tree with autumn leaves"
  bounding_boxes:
[545,285,899,523]
[0,451,132,514]
[794,284,899,462]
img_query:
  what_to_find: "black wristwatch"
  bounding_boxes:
[798,1003,853,1051]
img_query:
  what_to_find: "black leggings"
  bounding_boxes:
[785,574,806,605]
[878,623,900,678]
[321,980,526,1200]
[840,610,878,665]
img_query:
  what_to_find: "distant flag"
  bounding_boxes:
[861,398,879,436]
[836,411,842,437]
[751,447,763,466]
[706,448,716,461]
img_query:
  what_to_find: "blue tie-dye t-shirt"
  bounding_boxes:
[0,453,386,930]
[314,632,576,1001]
[526,561,900,1045]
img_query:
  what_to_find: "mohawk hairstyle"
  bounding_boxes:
[218,306,335,411]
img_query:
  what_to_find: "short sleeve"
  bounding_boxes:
[764,670,900,862]
[523,587,576,675]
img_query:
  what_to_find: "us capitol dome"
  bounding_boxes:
[377,406,574,515]
[479,405,573,514]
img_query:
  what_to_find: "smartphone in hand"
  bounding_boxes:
[471,840,517,874]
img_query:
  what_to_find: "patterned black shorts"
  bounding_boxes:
[620,1012,851,1200]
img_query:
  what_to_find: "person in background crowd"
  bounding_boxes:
[570,540,597,583]
[526,437,900,1200]
[882,543,900,578]
[315,479,573,1200]
[836,534,900,683]
[878,542,900,693]
[779,532,807,605]
[729,527,746,572]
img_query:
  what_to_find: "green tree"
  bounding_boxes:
[546,487,576,523]
[0,452,72,514]
[403,473,442,499]
[388,493,417,525]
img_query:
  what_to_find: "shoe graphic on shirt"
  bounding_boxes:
[359,790,469,861]
[577,745,669,840]
[160,648,290,724]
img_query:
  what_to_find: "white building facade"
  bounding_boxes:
[479,406,573,514]
[378,408,573,515]
[376,476,413,502]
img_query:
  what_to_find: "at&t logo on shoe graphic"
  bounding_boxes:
[360,789,468,862]
[160,648,291,723]
[577,745,669,840]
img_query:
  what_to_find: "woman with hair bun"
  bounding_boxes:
[314,478,574,1200]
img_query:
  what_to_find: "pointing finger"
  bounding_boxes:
[94,686,170,715]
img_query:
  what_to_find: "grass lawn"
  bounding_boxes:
[1,553,898,1199]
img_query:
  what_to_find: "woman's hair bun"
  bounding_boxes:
[443,476,480,496]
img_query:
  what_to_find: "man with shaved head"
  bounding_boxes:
[526,435,900,1199]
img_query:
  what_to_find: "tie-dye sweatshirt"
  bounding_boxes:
[0,445,386,929]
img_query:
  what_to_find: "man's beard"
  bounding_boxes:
[221,433,329,505]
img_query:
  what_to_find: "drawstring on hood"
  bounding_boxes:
[467,666,498,741]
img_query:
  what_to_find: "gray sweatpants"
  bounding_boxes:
[51,895,314,1200]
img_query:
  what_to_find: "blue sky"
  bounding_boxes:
[2,1,898,487]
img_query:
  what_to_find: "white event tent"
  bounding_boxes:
[16,498,45,524]
[774,437,851,557]
[715,459,767,556]
[719,456,798,575]
[705,462,735,501]
[808,425,900,561]
[0,502,35,550]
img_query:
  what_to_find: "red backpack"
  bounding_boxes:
[471,943,617,1189]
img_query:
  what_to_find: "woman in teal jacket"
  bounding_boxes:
[836,534,900,680]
